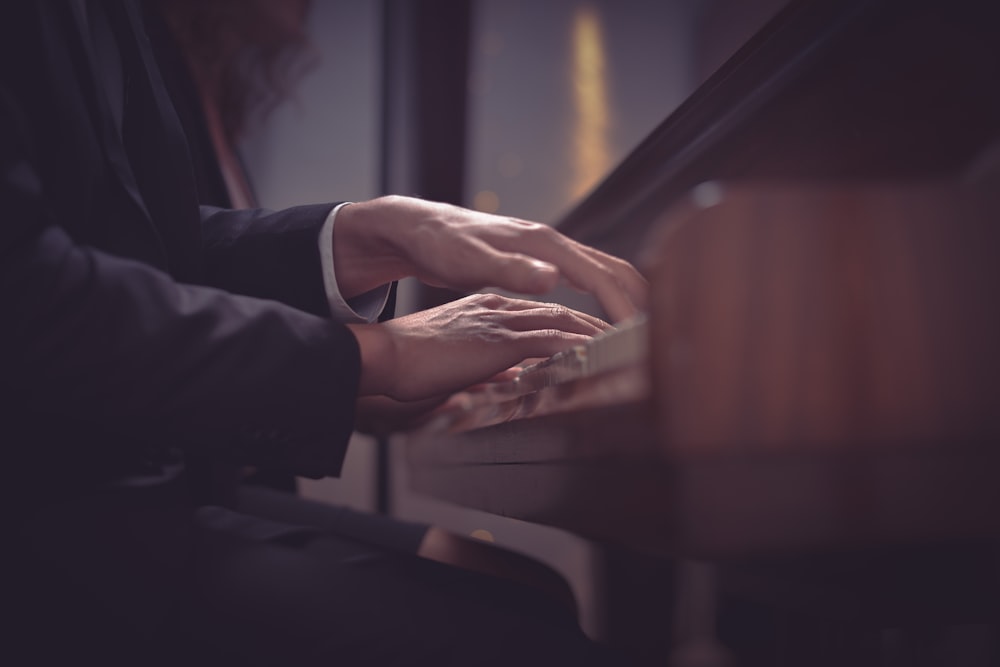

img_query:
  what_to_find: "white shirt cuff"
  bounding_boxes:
[319,202,392,323]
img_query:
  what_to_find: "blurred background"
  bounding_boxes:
[238,0,786,639]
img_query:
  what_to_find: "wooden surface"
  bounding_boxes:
[648,181,1000,458]
[407,181,1000,559]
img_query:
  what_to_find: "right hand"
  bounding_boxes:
[333,196,648,323]
[346,293,610,402]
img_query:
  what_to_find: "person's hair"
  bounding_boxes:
[156,0,318,142]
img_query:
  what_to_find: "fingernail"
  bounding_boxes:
[529,261,558,290]
[530,260,557,275]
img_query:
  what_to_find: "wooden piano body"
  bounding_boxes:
[408,0,1000,558]
[406,0,1000,660]
[407,0,1000,667]
[409,179,1000,558]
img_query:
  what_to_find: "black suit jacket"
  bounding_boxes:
[0,1,361,506]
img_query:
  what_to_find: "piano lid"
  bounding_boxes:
[556,0,1000,264]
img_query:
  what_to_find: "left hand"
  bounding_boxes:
[346,292,610,402]
[332,195,648,323]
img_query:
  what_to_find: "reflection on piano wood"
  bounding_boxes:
[407,180,1000,558]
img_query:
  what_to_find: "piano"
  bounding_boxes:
[409,179,1000,549]
[406,0,1000,662]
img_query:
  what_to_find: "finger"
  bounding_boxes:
[483,224,648,322]
[502,306,609,337]
[544,247,645,323]
[434,237,561,294]
[486,367,521,383]
[512,330,593,360]
[577,244,650,311]
[484,296,613,332]
[461,366,521,392]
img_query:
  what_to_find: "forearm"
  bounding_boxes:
[2,225,360,477]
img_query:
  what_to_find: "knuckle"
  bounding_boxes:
[505,216,537,228]
[474,292,506,308]
[510,219,552,239]
[533,223,560,242]
[533,328,564,341]
[548,304,570,320]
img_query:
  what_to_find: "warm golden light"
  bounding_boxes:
[469,529,495,542]
[570,5,611,201]
[473,189,500,213]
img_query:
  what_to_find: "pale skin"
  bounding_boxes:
[334,195,648,609]
[337,195,649,405]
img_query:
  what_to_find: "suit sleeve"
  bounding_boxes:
[0,89,359,479]
[200,204,337,318]
[201,205,400,323]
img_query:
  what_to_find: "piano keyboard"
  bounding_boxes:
[511,313,649,393]
[417,313,650,433]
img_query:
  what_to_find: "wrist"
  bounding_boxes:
[346,322,398,397]
[333,197,406,298]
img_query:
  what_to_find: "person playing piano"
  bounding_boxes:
[2,2,645,664]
